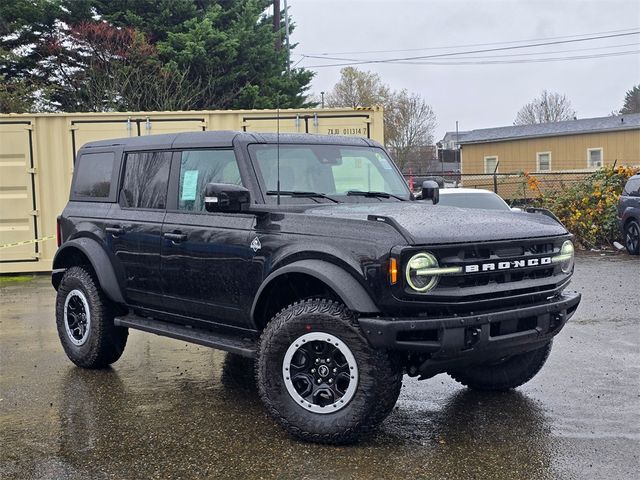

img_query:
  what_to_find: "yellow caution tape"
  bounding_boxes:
[0,235,55,249]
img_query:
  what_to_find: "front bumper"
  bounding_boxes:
[359,291,581,378]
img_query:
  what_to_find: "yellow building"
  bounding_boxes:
[458,113,640,174]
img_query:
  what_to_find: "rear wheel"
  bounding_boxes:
[256,299,402,444]
[624,219,640,255]
[56,266,128,368]
[448,341,553,391]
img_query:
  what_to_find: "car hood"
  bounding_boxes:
[306,202,567,244]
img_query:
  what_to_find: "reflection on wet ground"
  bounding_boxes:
[1,254,638,479]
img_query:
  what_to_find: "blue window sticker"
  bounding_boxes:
[181,170,199,201]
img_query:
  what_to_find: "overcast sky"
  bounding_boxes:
[287,0,640,140]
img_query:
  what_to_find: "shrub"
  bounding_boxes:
[531,165,639,249]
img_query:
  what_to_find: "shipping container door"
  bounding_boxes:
[0,122,38,262]
[243,115,305,134]
[140,118,206,135]
[311,114,372,138]
[71,120,134,157]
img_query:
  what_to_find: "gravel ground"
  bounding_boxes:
[0,252,638,479]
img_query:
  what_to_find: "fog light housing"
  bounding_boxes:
[552,240,575,273]
[406,253,439,292]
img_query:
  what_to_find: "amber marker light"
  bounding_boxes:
[389,257,398,284]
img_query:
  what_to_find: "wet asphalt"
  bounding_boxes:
[0,253,638,480]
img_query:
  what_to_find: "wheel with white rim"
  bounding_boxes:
[63,289,91,346]
[282,332,358,414]
[56,266,128,368]
[257,298,402,444]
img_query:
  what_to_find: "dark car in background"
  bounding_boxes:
[618,174,640,255]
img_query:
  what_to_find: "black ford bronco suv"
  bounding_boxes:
[53,131,581,443]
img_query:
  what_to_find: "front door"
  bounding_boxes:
[160,149,256,327]
[107,150,172,308]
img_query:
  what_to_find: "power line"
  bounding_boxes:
[301,31,640,68]
[393,50,640,66]
[297,27,640,56]
[395,42,640,61]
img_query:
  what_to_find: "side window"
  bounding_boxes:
[587,148,603,168]
[624,178,640,196]
[536,152,551,172]
[484,156,498,174]
[72,152,115,200]
[120,151,171,209]
[178,150,242,212]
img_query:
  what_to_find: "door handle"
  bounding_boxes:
[106,226,125,237]
[164,232,187,243]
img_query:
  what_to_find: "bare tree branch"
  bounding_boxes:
[514,90,576,125]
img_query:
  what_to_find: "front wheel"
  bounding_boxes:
[256,299,402,444]
[448,341,553,392]
[624,219,640,255]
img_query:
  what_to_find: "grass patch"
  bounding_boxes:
[0,275,35,285]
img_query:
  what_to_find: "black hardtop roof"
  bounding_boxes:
[81,130,379,151]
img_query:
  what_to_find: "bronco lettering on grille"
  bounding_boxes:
[465,257,552,273]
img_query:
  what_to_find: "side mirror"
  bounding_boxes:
[422,180,439,204]
[204,183,251,213]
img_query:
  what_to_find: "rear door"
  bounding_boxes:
[106,150,172,308]
[160,148,255,327]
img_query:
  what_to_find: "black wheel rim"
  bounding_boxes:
[64,289,91,346]
[282,332,358,414]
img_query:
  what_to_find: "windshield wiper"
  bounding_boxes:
[266,190,341,203]
[347,190,406,201]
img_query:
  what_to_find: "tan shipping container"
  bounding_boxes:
[0,107,384,273]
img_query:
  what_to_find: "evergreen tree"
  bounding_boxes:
[0,0,313,112]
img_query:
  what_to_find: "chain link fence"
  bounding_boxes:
[405,171,599,206]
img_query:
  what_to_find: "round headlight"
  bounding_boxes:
[406,252,439,292]
[557,240,575,273]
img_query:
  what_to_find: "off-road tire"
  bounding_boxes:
[624,219,640,255]
[448,341,553,392]
[256,299,402,444]
[56,266,128,368]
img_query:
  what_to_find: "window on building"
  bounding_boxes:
[120,151,172,209]
[72,152,115,199]
[178,150,242,212]
[587,148,603,169]
[537,152,551,172]
[484,156,498,174]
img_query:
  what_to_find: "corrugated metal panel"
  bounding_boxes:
[140,117,206,135]
[0,108,384,273]
[0,122,38,262]
[461,130,640,174]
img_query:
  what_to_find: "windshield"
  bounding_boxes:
[437,191,511,211]
[248,144,411,203]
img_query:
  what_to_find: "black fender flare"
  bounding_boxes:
[52,237,125,304]
[250,259,380,322]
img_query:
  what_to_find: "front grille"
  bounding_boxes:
[439,265,554,288]
[401,236,571,304]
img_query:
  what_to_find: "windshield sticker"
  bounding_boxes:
[181,170,199,201]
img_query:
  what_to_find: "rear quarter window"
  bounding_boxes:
[72,152,117,201]
[623,177,640,196]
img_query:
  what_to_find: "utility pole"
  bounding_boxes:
[320,92,325,108]
[283,0,290,72]
[455,120,460,165]
[273,0,281,50]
